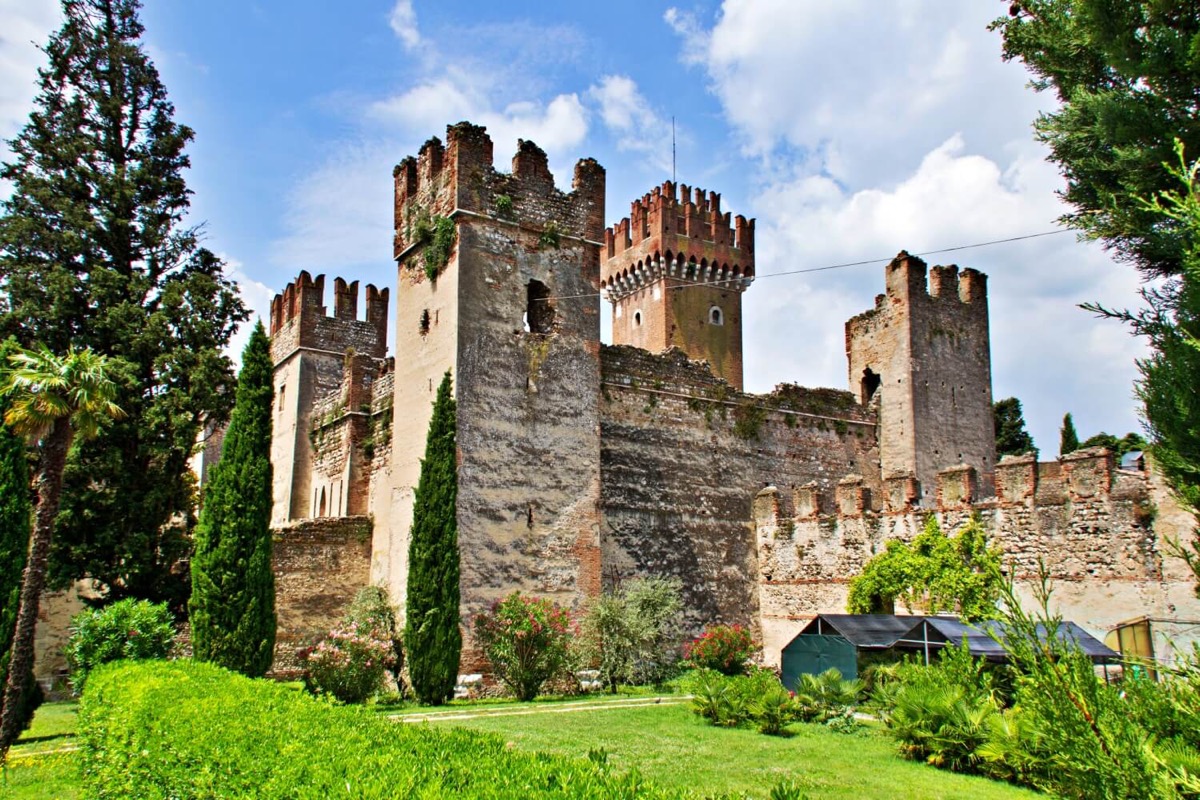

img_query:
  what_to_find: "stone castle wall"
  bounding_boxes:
[753,447,1200,664]
[271,516,373,677]
[599,344,878,639]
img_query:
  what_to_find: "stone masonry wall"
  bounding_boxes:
[271,516,373,677]
[385,123,607,672]
[599,344,878,641]
[753,448,1200,665]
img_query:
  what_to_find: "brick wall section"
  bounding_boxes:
[846,252,995,501]
[269,272,389,524]
[752,447,1197,665]
[601,182,754,389]
[599,344,878,641]
[271,516,373,677]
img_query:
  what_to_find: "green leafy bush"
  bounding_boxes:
[78,659,688,799]
[689,668,815,735]
[345,585,404,692]
[579,577,683,691]
[474,592,574,701]
[303,622,396,703]
[684,624,754,675]
[792,668,863,725]
[423,215,456,281]
[66,598,174,694]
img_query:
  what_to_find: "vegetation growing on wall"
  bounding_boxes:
[848,516,1003,621]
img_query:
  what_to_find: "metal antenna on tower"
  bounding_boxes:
[672,116,676,183]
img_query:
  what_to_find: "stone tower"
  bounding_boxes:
[383,122,606,667]
[268,272,388,524]
[601,182,755,389]
[845,251,995,502]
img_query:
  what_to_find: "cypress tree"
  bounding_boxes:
[1060,413,1080,456]
[405,371,460,705]
[0,343,40,736]
[994,397,1037,458]
[189,322,275,677]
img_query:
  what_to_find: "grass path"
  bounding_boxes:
[428,702,1043,800]
[392,695,689,722]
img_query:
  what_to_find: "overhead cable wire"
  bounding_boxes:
[540,228,1073,302]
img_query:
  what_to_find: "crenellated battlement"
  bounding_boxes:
[392,121,606,267]
[268,271,388,362]
[878,251,987,309]
[600,180,755,297]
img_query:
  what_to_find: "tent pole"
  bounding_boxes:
[923,621,930,666]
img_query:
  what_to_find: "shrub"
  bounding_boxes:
[78,659,688,799]
[66,598,173,694]
[346,585,405,691]
[792,668,863,724]
[689,668,797,733]
[304,622,396,704]
[474,592,574,701]
[579,577,683,691]
[684,624,754,676]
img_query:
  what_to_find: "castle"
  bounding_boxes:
[258,121,1197,674]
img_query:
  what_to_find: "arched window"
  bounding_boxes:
[633,311,642,327]
[861,368,882,405]
[709,306,723,325]
[318,487,327,518]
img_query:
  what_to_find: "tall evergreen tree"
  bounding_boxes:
[0,342,40,739]
[1060,413,1080,456]
[405,371,460,705]
[189,322,275,678]
[0,0,247,612]
[0,345,123,758]
[994,397,1037,458]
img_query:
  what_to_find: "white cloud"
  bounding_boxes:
[588,75,673,173]
[741,134,1146,453]
[388,0,420,50]
[667,1,1048,189]
[225,257,276,363]
[0,0,61,193]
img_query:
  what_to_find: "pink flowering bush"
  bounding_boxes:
[304,622,396,703]
[474,592,575,701]
[684,624,755,676]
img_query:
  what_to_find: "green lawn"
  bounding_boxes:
[4,697,1043,800]
[2,702,81,800]
[429,702,1043,800]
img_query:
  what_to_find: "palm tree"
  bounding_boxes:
[0,346,123,759]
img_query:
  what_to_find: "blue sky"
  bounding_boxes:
[1,0,1150,454]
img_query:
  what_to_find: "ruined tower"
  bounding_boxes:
[384,123,606,666]
[845,252,995,501]
[268,272,388,524]
[601,183,755,389]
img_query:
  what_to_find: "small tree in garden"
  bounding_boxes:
[580,577,683,691]
[474,592,574,701]
[346,585,404,692]
[684,624,755,676]
[405,372,460,705]
[304,623,396,704]
[66,598,174,694]
[189,322,275,678]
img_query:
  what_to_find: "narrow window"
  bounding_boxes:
[318,487,327,518]
[278,384,286,412]
[709,306,723,325]
[525,279,554,333]
[419,309,431,335]
[861,368,881,405]
[634,311,642,327]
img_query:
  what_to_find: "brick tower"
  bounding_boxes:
[601,182,755,389]
[383,122,606,668]
[268,272,388,524]
[845,252,995,502]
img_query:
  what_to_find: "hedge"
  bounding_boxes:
[78,660,684,799]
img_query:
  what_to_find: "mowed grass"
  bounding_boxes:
[430,701,1042,800]
[2,701,81,800]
